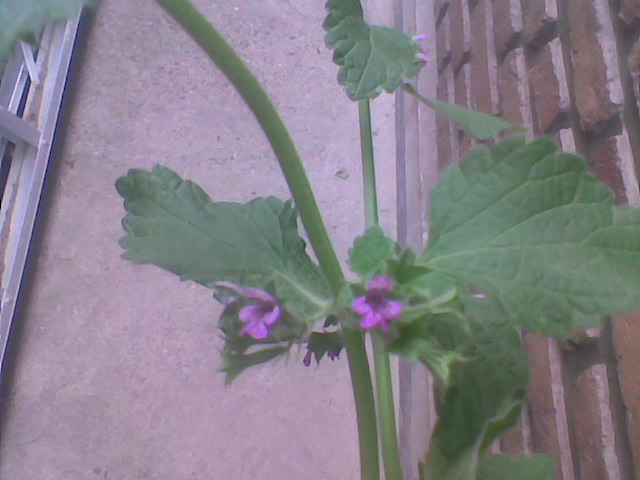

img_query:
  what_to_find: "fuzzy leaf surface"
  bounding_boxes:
[421,137,640,336]
[116,165,330,320]
[323,0,422,100]
[0,0,93,62]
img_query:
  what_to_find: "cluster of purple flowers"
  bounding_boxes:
[218,275,402,341]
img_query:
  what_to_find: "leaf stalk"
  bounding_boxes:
[359,99,404,480]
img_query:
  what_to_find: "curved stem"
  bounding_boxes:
[358,100,404,480]
[153,1,379,478]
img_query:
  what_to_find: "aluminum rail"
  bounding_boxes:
[0,12,82,379]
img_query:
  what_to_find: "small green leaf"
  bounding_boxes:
[477,454,559,480]
[421,137,640,336]
[220,346,289,385]
[404,84,522,140]
[116,165,331,321]
[387,312,466,389]
[323,0,422,100]
[305,331,344,364]
[430,296,528,463]
[0,0,95,62]
[347,225,396,276]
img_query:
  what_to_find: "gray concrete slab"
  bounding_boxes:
[0,1,397,479]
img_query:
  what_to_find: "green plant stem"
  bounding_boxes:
[358,100,404,480]
[153,1,379,479]
[359,101,379,226]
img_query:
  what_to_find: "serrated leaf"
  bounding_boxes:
[116,165,331,321]
[323,0,422,100]
[421,137,640,336]
[404,84,522,140]
[477,454,559,480]
[347,226,396,276]
[0,0,94,62]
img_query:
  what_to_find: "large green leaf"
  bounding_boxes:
[404,84,523,140]
[477,454,559,480]
[421,137,640,336]
[0,0,94,62]
[323,0,422,100]
[116,165,331,321]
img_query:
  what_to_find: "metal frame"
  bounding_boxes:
[0,13,82,378]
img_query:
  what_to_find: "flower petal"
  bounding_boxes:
[242,321,270,339]
[262,305,282,326]
[381,299,403,320]
[241,287,278,305]
[361,311,385,330]
[215,281,278,305]
[368,275,394,292]
[353,296,372,315]
[239,304,267,325]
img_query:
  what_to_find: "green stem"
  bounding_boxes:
[153,1,379,478]
[358,100,404,480]
[359,101,379,226]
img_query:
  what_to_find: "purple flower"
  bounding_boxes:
[216,282,282,339]
[412,34,429,64]
[353,276,403,332]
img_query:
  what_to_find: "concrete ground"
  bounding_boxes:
[0,1,397,479]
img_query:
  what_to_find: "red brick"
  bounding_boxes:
[522,0,558,48]
[433,0,449,18]
[567,0,622,135]
[524,335,573,480]
[450,0,471,71]
[437,68,454,167]
[500,412,530,455]
[497,48,531,128]
[589,136,629,204]
[619,0,640,25]
[458,132,475,161]
[470,0,498,114]
[493,0,522,60]
[628,37,640,105]
[454,64,476,160]
[436,13,452,73]
[454,64,470,107]
[527,38,569,133]
[612,312,640,476]
[570,365,624,480]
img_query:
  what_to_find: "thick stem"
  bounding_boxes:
[358,100,404,480]
[153,1,379,478]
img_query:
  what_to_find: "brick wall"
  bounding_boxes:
[428,1,640,479]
